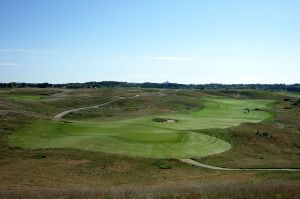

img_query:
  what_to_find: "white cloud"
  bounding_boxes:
[0,63,19,67]
[144,56,194,61]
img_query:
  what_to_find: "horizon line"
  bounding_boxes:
[0,81,299,85]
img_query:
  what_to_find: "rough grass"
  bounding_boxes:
[277,91,300,99]
[1,182,300,199]
[200,122,300,168]
[2,147,282,190]
[198,96,300,168]
[0,88,144,116]
[0,88,62,101]
[63,94,203,121]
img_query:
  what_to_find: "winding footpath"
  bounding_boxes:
[179,159,300,171]
[53,94,140,120]
[53,95,300,172]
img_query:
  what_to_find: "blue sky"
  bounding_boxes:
[0,0,299,84]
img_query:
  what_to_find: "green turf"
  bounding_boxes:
[9,96,273,158]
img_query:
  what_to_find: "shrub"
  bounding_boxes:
[152,160,172,169]
[159,164,171,169]
[256,130,271,138]
[31,152,46,159]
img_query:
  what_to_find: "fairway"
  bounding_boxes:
[10,97,273,158]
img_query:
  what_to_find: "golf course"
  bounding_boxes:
[9,95,273,158]
[2,0,300,197]
[1,87,300,198]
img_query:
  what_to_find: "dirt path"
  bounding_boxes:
[53,94,140,120]
[179,159,300,171]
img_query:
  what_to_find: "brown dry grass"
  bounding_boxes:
[1,181,300,199]
[0,148,261,189]
[200,122,300,168]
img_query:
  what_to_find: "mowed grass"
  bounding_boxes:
[10,97,273,158]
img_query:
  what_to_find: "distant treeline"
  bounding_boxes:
[0,81,300,92]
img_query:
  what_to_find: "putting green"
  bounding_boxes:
[10,97,273,158]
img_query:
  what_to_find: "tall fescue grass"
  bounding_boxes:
[1,181,299,199]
